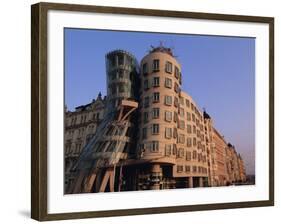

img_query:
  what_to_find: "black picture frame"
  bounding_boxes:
[31,2,274,221]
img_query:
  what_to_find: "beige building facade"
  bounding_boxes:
[137,47,209,189]
[212,128,229,186]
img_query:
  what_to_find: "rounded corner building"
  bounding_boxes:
[136,46,209,190]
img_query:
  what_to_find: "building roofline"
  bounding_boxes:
[213,128,228,144]
[105,49,137,62]
[148,45,174,57]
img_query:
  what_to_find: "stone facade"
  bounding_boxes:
[64,93,106,190]
[136,48,209,189]
[64,46,247,192]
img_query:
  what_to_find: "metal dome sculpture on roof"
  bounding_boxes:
[149,43,174,57]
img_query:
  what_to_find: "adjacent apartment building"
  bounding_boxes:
[64,46,247,193]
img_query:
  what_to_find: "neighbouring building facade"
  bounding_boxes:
[64,46,247,193]
[64,93,106,190]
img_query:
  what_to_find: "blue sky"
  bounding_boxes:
[64,28,255,175]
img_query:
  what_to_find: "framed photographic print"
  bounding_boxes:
[31,2,274,221]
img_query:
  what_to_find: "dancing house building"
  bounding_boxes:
[64,46,247,193]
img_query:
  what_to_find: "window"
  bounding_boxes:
[179,108,184,117]
[152,108,160,119]
[118,71,124,78]
[119,83,127,93]
[165,78,172,88]
[186,151,191,161]
[197,130,200,138]
[142,128,147,139]
[179,72,182,84]
[179,97,184,105]
[193,125,196,134]
[165,61,173,74]
[151,141,159,152]
[144,96,150,108]
[76,143,80,153]
[143,112,149,123]
[152,124,159,134]
[117,54,124,65]
[165,127,172,139]
[111,72,117,81]
[174,66,180,79]
[191,103,194,111]
[173,127,178,139]
[78,128,82,136]
[187,138,192,147]
[193,151,197,160]
[174,111,178,123]
[107,54,115,66]
[92,113,96,121]
[198,153,202,162]
[197,143,202,151]
[165,95,172,105]
[70,117,74,125]
[153,77,160,87]
[193,137,197,146]
[174,96,179,107]
[203,167,207,173]
[153,59,160,71]
[173,144,177,155]
[174,82,179,93]
[165,144,172,156]
[185,165,191,172]
[178,134,185,144]
[203,155,207,162]
[177,165,183,173]
[192,114,195,122]
[144,79,149,90]
[179,120,185,130]
[165,111,172,122]
[142,63,148,75]
[153,92,160,103]
[186,112,191,121]
[178,148,184,158]
[192,166,197,172]
[66,143,72,154]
